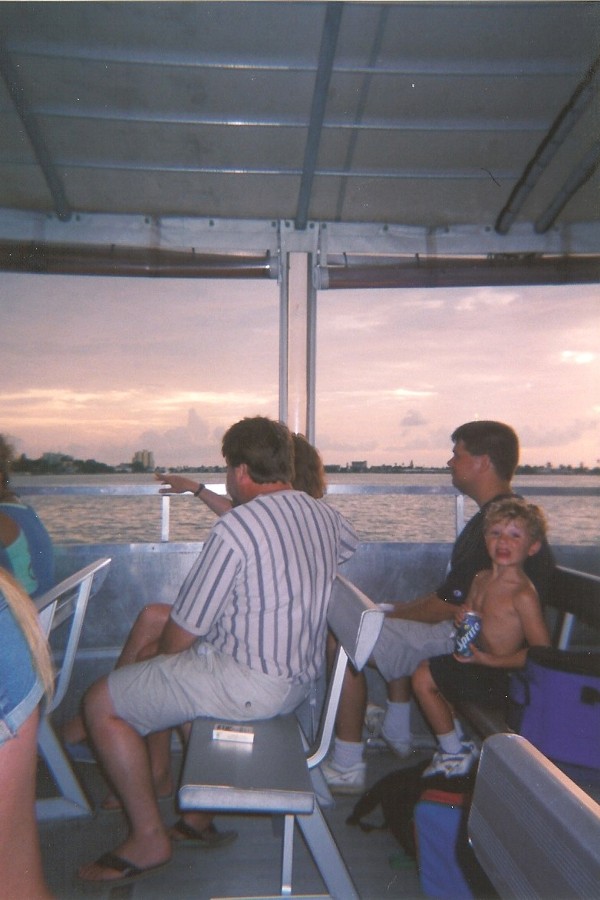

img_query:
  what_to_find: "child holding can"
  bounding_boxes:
[412,497,551,777]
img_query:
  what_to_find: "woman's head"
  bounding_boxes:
[0,435,16,500]
[292,434,326,499]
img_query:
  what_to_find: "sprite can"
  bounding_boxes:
[454,611,482,658]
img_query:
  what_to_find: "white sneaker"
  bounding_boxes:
[320,758,366,795]
[366,727,435,756]
[423,741,480,778]
[380,725,413,758]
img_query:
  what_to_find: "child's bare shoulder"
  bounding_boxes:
[474,568,492,585]
[512,575,541,610]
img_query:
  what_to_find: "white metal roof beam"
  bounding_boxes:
[495,53,600,235]
[295,2,343,231]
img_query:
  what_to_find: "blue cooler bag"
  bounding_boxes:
[508,647,600,770]
[414,787,481,899]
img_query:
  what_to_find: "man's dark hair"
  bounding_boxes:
[451,420,519,481]
[222,416,294,485]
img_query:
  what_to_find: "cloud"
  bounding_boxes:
[454,287,519,312]
[560,351,596,365]
[391,388,437,399]
[518,418,598,450]
[400,409,428,427]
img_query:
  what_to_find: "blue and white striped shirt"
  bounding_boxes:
[170,490,358,684]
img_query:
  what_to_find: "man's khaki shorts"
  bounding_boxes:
[108,642,309,736]
[372,618,454,681]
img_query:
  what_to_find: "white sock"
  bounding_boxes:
[453,717,464,740]
[437,729,463,755]
[333,737,364,769]
[382,700,411,741]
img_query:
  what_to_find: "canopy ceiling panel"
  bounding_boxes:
[0,0,598,273]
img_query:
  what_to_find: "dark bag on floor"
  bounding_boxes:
[346,761,476,859]
[348,762,491,897]
[508,647,600,770]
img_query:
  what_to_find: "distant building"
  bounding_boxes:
[132,449,155,471]
[350,460,368,473]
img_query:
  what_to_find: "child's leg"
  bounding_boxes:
[412,659,459,750]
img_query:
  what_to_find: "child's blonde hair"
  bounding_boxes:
[484,497,547,543]
[0,568,54,700]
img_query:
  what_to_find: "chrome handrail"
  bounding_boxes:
[14,481,599,542]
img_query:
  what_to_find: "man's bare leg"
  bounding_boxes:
[62,604,171,748]
[77,677,171,882]
[334,665,367,742]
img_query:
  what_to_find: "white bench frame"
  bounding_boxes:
[469,733,600,897]
[178,574,384,899]
[35,557,111,820]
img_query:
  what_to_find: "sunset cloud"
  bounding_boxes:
[561,351,595,365]
[1,274,598,467]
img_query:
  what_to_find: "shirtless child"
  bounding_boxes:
[412,497,551,777]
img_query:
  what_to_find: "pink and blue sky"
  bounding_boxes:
[1,272,598,468]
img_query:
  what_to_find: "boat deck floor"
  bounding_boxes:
[39,744,431,900]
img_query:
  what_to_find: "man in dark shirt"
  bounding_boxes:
[322,420,555,793]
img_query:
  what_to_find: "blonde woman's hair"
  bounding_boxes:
[0,568,54,700]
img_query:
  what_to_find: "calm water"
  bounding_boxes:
[12,472,599,546]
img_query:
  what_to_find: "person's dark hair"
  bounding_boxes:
[292,434,326,499]
[222,417,294,485]
[451,420,519,481]
[0,434,16,500]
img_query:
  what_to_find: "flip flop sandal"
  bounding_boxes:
[170,819,238,848]
[77,851,171,886]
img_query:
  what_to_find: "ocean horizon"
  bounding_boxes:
[13,472,600,547]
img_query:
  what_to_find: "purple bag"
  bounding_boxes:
[508,647,600,771]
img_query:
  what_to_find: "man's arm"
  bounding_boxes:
[159,616,198,654]
[386,591,457,624]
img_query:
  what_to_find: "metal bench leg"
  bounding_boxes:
[36,715,92,820]
[281,814,295,895]
[297,804,359,900]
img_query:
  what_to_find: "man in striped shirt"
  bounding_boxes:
[78,416,358,887]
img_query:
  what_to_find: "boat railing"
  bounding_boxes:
[14,481,600,543]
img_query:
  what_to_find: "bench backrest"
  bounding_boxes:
[36,557,111,712]
[550,566,600,649]
[306,573,384,768]
[469,733,600,898]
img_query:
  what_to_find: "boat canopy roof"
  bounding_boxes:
[0,1,598,284]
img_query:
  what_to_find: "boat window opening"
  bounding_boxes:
[315,282,599,544]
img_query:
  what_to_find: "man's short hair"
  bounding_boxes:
[451,421,519,481]
[222,416,294,485]
[485,497,547,543]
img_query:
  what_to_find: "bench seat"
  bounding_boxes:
[179,716,314,816]
[178,574,384,899]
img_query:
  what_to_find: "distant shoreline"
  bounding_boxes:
[12,464,600,477]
